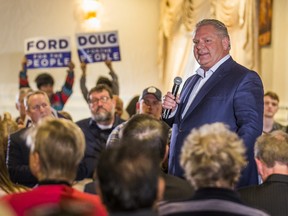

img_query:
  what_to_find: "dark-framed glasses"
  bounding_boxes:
[89,96,110,104]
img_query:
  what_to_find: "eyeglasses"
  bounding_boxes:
[88,96,110,104]
[30,103,48,111]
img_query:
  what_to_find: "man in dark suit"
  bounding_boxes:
[162,19,263,187]
[238,130,288,215]
[6,91,53,187]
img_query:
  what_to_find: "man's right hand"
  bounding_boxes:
[162,92,180,113]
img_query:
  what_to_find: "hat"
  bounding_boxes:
[140,86,162,101]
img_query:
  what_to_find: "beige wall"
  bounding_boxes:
[0,0,161,121]
[260,0,288,124]
[2,0,287,123]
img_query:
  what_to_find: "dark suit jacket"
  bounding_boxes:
[159,187,269,216]
[161,172,194,201]
[6,127,38,187]
[84,171,194,202]
[238,174,288,216]
[166,57,264,188]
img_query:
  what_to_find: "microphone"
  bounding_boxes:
[162,76,182,119]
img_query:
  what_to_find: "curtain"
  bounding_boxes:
[158,0,259,91]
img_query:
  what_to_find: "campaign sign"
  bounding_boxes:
[76,31,121,63]
[24,37,71,69]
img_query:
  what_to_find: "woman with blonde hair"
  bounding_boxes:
[0,112,27,196]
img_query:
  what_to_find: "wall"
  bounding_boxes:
[0,0,161,121]
[260,0,288,123]
[2,0,287,123]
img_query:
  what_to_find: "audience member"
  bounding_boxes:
[122,114,194,201]
[2,118,107,216]
[162,19,263,187]
[96,142,164,216]
[0,113,27,197]
[6,91,53,187]
[15,87,33,128]
[158,123,269,216]
[263,91,285,133]
[86,114,193,201]
[238,130,288,215]
[76,84,124,178]
[80,60,119,103]
[106,86,164,147]
[19,57,75,111]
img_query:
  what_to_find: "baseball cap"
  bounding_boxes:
[139,86,162,101]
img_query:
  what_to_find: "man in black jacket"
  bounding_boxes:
[7,91,53,187]
[238,130,288,215]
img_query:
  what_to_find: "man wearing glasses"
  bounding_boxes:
[76,84,124,178]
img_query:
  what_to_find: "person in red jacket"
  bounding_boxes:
[2,118,107,216]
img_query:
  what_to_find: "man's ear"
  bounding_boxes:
[157,176,165,202]
[136,102,140,113]
[255,158,264,178]
[222,37,230,51]
[112,96,116,107]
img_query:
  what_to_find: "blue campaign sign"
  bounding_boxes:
[24,37,71,69]
[76,31,121,63]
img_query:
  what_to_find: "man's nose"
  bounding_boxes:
[195,41,205,49]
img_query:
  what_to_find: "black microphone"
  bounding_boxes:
[162,76,182,119]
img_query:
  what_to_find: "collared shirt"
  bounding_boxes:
[181,54,231,118]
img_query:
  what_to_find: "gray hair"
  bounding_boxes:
[180,122,246,189]
[255,130,288,167]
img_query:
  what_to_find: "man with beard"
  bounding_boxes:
[76,84,124,178]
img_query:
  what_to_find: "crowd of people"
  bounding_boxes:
[0,19,287,216]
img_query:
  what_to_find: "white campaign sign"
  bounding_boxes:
[24,36,71,69]
[76,31,121,63]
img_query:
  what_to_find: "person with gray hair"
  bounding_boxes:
[159,122,269,216]
[7,90,53,187]
[238,130,288,215]
[2,118,107,216]
[162,18,264,188]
